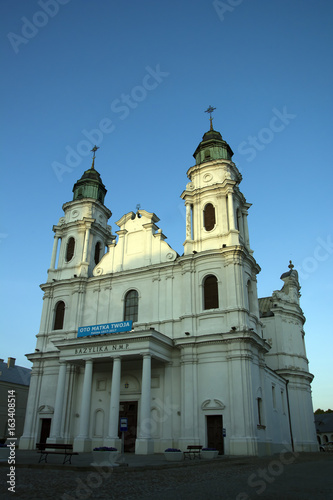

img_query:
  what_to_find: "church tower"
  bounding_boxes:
[182,107,252,255]
[180,108,261,335]
[47,147,114,282]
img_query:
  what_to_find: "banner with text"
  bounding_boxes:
[77,321,133,338]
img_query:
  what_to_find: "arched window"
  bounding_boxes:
[204,149,211,159]
[65,237,75,262]
[203,203,216,231]
[54,301,65,330]
[203,275,218,310]
[124,290,139,322]
[94,242,101,265]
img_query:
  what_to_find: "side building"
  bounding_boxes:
[0,358,31,442]
[19,123,318,455]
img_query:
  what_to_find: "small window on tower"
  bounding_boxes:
[204,203,216,231]
[54,301,65,330]
[94,242,101,265]
[203,275,219,310]
[65,237,75,262]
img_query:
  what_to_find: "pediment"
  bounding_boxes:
[94,209,177,275]
[201,399,225,410]
[38,405,54,414]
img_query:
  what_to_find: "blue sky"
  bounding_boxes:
[1,0,332,411]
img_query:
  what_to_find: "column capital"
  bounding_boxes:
[84,358,93,364]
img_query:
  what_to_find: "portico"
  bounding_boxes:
[49,329,173,454]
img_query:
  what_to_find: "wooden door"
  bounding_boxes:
[118,401,138,452]
[40,418,51,443]
[207,415,224,455]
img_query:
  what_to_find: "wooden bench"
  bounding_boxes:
[36,443,78,464]
[183,445,203,460]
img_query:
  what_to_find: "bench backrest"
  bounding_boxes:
[36,443,73,451]
[187,445,203,450]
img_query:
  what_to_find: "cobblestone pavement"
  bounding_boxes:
[1,453,332,499]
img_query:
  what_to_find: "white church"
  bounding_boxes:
[20,115,318,455]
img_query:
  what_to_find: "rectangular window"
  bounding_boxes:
[257,397,266,429]
[281,390,285,414]
[272,385,276,409]
[257,398,263,426]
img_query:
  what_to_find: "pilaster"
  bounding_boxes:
[48,361,67,442]
[74,359,93,452]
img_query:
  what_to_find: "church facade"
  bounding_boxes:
[20,122,318,455]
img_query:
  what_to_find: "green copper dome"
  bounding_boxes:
[72,165,107,203]
[193,128,234,165]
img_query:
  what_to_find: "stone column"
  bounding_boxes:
[74,359,93,452]
[242,210,251,250]
[105,357,122,448]
[50,236,59,269]
[135,354,154,454]
[82,227,91,262]
[48,361,67,442]
[227,192,236,230]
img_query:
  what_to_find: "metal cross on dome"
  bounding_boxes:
[91,145,99,158]
[90,145,99,169]
[205,106,216,130]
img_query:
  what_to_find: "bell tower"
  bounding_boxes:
[47,146,115,281]
[181,107,252,256]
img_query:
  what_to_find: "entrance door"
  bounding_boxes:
[207,415,224,455]
[119,401,138,452]
[39,418,51,443]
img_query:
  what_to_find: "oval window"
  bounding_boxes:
[65,237,75,262]
[204,203,216,231]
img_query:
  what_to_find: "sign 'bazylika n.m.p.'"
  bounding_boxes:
[20,114,318,456]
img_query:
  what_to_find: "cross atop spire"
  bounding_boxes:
[91,145,99,169]
[205,105,216,131]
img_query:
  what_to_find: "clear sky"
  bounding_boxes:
[1,0,332,411]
